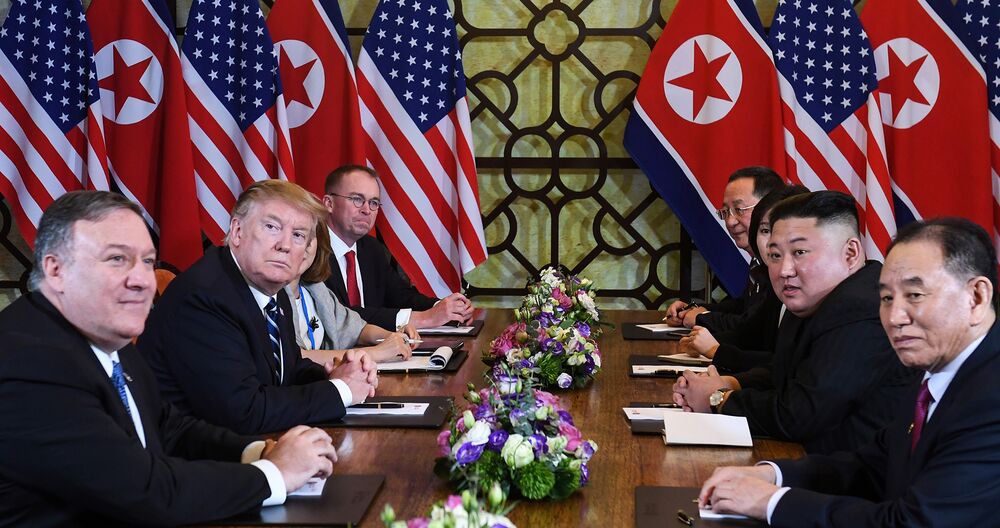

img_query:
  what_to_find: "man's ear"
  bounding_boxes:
[843,236,864,269]
[41,254,65,294]
[322,194,335,213]
[228,216,242,247]
[968,276,994,327]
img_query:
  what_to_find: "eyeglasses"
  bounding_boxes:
[716,203,756,221]
[327,193,381,211]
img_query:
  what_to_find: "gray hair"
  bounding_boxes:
[30,191,143,290]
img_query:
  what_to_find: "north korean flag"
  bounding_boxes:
[88,0,203,270]
[624,0,786,295]
[268,0,367,195]
[863,0,993,234]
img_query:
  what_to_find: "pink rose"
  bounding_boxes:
[534,389,561,409]
[437,430,452,456]
[445,495,464,510]
[488,322,525,359]
[552,288,573,309]
[560,422,583,452]
[406,518,430,528]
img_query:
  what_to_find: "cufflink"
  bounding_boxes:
[907,422,914,435]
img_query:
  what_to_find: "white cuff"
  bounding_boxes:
[395,308,412,328]
[756,461,783,486]
[241,440,266,463]
[250,459,287,507]
[330,378,358,406]
[765,487,791,524]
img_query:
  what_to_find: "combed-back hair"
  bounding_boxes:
[890,217,998,293]
[728,166,785,200]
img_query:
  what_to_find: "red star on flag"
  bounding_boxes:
[667,42,732,119]
[879,47,929,122]
[279,48,316,109]
[98,47,154,116]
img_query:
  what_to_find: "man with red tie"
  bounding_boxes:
[321,165,473,331]
[696,217,1000,526]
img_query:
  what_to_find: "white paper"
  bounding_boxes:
[418,325,476,335]
[661,412,753,447]
[631,365,708,375]
[377,347,453,371]
[657,353,712,366]
[622,407,682,421]
[636,323,687,332]
[288,477,326,497]
[345,402,430,416]
[699,509,751,520]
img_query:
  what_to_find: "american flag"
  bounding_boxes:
[955,0,1000,251]
[0,0,109,245]
[181,0,294,243]
[356,0,487,298]
[769,0,893,259]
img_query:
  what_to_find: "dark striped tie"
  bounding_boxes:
[264,298,282,382]
[110,361,132,418]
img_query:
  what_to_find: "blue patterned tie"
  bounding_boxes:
[264,298,282,382]
[111,361,132,418]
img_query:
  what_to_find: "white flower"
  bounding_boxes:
[557,373,573,388]
[501,434,534,468]
[466,420,491,445]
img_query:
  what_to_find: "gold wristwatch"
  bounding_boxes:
[709,388,733,414]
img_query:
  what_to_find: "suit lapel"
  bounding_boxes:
[357,237,379,309]
[325,253,349,306]
[117,346,163,453]
[276,289,299,386]
[218,247,282,384]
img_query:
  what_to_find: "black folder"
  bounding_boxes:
[621,323,690,341]
[635,486,765,528]
[377,349,468,374]
[416,319,484,337]
[210,474,384,526]
[319,395,453,429]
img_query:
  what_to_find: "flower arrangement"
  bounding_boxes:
[513,266,601,333]
[380,488,516,528]
[484,322,601,389]
[434,380,597,501]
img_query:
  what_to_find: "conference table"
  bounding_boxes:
[320,309,804,526]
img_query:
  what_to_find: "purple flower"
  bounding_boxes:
[579,463,590,486]
[575,322,591,338]
[580,441,595,461]
[582,356,596,375]
[445,495,464,510]
[557,410,574,426]
[518,359,534,369]
[509,408,526,425]
[455,442,486,465]
[437,430,452,456]
[407,518,430,528]
[556,372,572,388]
[528,434,549,456]
[488,429,509,452]
[473,403,495,422]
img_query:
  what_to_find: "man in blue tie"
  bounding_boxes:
[696,217,1000,526]
[140,180,379,434]
[0,191,338,526]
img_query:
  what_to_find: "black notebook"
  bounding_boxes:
[635,486,765,528]
[209,474,384,526]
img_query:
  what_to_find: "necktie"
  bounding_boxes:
[111,361,132,418]
[264,298,283,382]
[910,379,934,453]
[345,250,361,307]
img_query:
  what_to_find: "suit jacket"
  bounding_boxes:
[285,281,366,350]
[723,262,920,454]
[138,246,345,435]
[771,319,1000,527]
[325,234,437,330]
[696,259,769,333]
[0,293,269,527]
[710,288,782,373]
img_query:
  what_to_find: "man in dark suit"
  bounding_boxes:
[139,180,378,434]
[664,166,785,333]
[321,164,473,331]
[697,217,1000,526]
[0,191,338,526]
[673,191,918,454]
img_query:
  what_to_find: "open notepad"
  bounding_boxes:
[661,412,753,447]
[417,325,476,335]
[635,323,687,332]
[377,347,453,372]
[631,364,709,375]
[345,402,429,416]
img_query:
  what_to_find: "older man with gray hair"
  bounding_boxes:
[139,179,378,435]
[0,191,338,525]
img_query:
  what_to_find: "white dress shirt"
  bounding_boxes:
[90,345,287,506]
[762,333,987,523]
[329,226,411,328]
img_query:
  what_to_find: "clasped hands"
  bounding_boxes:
[325,349,378,403]
[671,365,739,413]
[663,300,708,328]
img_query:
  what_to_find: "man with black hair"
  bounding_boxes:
[673,191,919,454]
[665,166,785,332]
[697,217,1000,526]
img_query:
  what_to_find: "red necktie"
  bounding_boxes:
[910,380,933,453]
[345,250,361,307]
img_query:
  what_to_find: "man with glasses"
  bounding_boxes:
[665,166,785,332]
[322,165,473,331]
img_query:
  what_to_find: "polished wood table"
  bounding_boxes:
[328,309,804,526]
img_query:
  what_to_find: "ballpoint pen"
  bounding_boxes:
[651,402,681,408]
[677,509,695,526]
[376,337,424,345]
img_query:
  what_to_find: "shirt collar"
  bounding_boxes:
[327,225,357,258]
[924,333,986,404]
[89,343,121,377]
